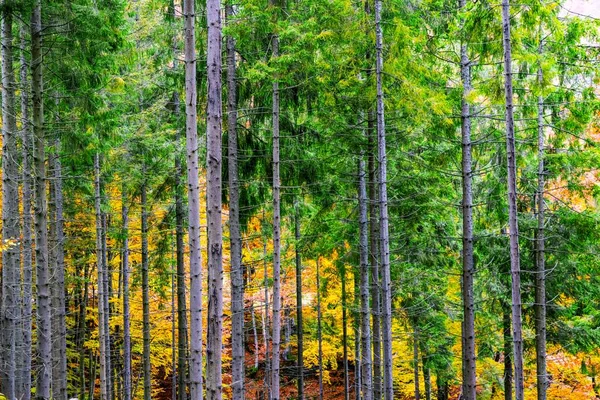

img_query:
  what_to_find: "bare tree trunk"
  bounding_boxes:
[141,175,152,400]
[374,1,394,398]
[95,153,108,400]
[102,208,112,400]
[251,303,259,369]
[459,0,476,396]
[20,19,33,400]
[172,246,177,400]
[413,325,420,400]
[316,258,324,400]
[32,1,52,395]
[501,1,524,398]
[206,0,224,396]
[341,264,350,400]
[270,6,282,398]
[184,0,203,397]
[503,306,513,400]
[353,272,361,400]
[122,186,132,400]
[53,138,68,400]
[226,3,244,398]
[294,200,304,400]
[1,4,20,398]
[535,44,547,400]
[423,365,431,400]
[358,147,373,400]
[263,222,271,397]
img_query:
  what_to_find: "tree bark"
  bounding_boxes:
[503,305,513,400]
[413,325,420,400]
[342,263,350,400]
[295,200,304,400]
[1,4,20,398]
[375,0,394,398]
[141,176,152,400]
[501,1,524,398]
[122,186,132,400]
[270,4,282,398]
[95,153,109,400]
[316,258,324,400]
[184,0,203,397]
[358,148,373,400]
[459,0,477,396]
[226,3,244,398]
[206,0,224,396]
[20,19,33,400]
[32,1,52,395]
[535,44,547,400]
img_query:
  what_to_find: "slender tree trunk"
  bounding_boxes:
[226,3,244,398]
[251,302,259,369]
[102,212,113,400]
[95,153,109,400]
[342,264,350,400]
[270,5,282,398]
[263,220,271,396]
[353,272,361,400]
[206,0,224,396]
[53,138,68,400]
[316,258,324,400]
[359,138,373,400]
[459,0,476,396]
[1,4,20,398]
[375,1,394,398]
[424,365,431,400]
[503,304,513,400]
[295,200,304,400]
[172,247,178,400]
[535,41,547,400]
[501,1,524,398]
[78,264,90,400]
[20,19,33,400]
[184,0,203,397]
[141,176,152,400]
[413,325,420,400]
[122,186,132,400]
[32,1,53,395]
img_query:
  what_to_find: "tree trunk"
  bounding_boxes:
[263,219,271,396]
[424,365,431,400]
[501,1,524,398]
[353,271,361,400]
[1,4,20,398]
[316,258,324,400]
[142,176,152,400]
[19,18,33,400]
[206,0,224,396]
[375,0,394,398]
[359,138,373,400]
[184,0,203,397]
[413,325,420,400]
[503,304,513,400]
[53,138,68,400]
[459,0,477,396]
[270,6,282,398]
[101,211,112,400]
[251,302,259,369]
[226,3,244,398]
[95,153,109,400]
[295,200,304,400]
[32,1,52,395]
[122,186,132,400]
[342,264,350,400]
[535,41,547,400]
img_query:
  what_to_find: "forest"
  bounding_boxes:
[0,0,599,399]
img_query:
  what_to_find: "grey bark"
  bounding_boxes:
[20,19,33,400]
[251,303,259,369]
[52,138,67,400]
[413,325,420,400]
[263,224,271,396]
[1,4,20,398]
[501,1,524,398]
[206,0,224,396]
[32,1,52,396]
[341,264,349,400]
[375,0,394,398]
[95,153,108,400]
[122,187,132,400]
[270,8,282,399]
[184,0,203,397]
[503,306,512,400]
[316,258,324,400]
[294,200,304,400]
[141,176,151,400]
[226,3,244,398]
[535,47,547,400]
[459,0,477,396]
[358,147,373,400]
[353,271,361,400]
[424,366,431,400]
